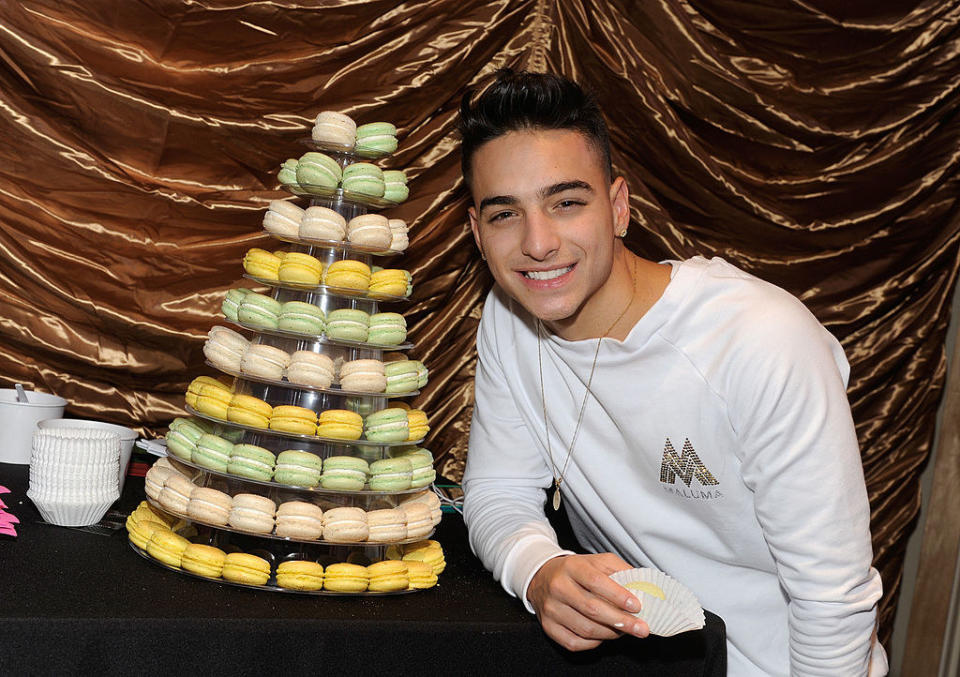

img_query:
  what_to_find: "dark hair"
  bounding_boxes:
[458,69,612,189]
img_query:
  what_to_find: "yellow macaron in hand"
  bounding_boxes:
[323,562,369,592]
[221,552,272,586]
[276,560,324,591]
[623,580,666,599]
[269,405,317,435]
[278,252,323,286]
[315,409,364,440]
[324,259,371,291]
[227,394,273,428]
[242,248,283,280]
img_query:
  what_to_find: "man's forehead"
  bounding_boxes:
[469,129,606,202]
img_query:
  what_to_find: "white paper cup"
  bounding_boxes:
[609,568,706,637]
[37,419,138,494]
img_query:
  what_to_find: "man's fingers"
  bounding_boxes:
[568,560,644,615]
[545,569,649,640]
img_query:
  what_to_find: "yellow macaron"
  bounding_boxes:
[405,560,438,589]
[277,252,323,285]
[406,409,429,441]
[324,259,371,290]
[315,409,364,440]
[185,376,232,409]
[242,247,283,280]
[221,552,272,586]
[402,541,446,574]
[323,562,369,592]
[276,560,325,591]
[145,529,191,568]
[227,394,273,428]
[126,516,169,550]
[367,560,409,592]
[269,405,318,435]
[368,268,409,297]
[181,543,227,578]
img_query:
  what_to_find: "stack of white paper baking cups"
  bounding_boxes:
[609,568,706,636]
[27,427,121,526]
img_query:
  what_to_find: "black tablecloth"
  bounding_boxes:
[0,461,725,676]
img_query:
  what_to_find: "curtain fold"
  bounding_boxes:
[2,0,958,643]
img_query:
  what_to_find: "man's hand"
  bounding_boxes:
[526,553,649,651]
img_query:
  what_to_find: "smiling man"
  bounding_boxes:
[459,70,886,676]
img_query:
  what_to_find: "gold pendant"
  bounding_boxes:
[552,485,562,511]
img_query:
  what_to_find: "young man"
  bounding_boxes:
[459,70,886,676]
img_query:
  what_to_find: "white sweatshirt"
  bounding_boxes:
[463,256,886,676]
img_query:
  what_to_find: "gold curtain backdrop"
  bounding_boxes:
[1,0,958,643]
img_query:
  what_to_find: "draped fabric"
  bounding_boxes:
[1,0,958,644]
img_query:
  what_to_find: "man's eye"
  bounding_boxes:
[557,199,584,210]
[489,210,515,222]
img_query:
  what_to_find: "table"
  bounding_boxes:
[0,461,725,675]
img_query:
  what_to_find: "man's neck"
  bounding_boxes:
[546,255,671,342]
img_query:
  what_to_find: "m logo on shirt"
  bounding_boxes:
[660,438,718,487]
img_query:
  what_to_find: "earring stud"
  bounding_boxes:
[618,229,628,237]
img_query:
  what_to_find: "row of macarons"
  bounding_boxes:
[243,248,412,296]
[166,419,436,491]
[263,201,408,252]
[222,290,409,344]
[204,327,427,393]
[279,154,407,202]
[145,463,440,541]
[185,376,429,441]
[311,112,400,155]
[127,503,443,591]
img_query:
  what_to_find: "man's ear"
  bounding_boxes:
[609,177,630,237]
[468,206,485,259]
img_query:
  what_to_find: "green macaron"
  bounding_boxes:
[384,360,419,394]
[367,456,413,491]
[412,360,428,388]
[319,455,370,491]
[295,152,342,191]
[237,292,282,330]
[221,288,251,322]
[273,449,323,487]
[165,417,206,460]
[278,301,325,335]
[325,308,370,342]
[367,312,407,345]
[193,433,235,472]
[393,447,436,488]
[364,408,410,442]
[341,162,385,197]
[278,158,299,185]
[382,170,408,203]
[355,122,398,154]
[227,444,276,481]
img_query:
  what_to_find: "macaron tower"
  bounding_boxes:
[136,109,440,597]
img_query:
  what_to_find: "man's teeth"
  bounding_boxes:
[524,266,573,281]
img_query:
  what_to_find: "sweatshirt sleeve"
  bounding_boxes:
[723,290,884,676]
[462,292,574,611]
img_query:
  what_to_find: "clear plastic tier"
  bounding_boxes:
[244,274,409,303]
[227,320,414,352]
[185,405,425,449]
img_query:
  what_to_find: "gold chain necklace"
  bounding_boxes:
[537,256,639,511]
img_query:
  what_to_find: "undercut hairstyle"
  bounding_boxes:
[458,68,613,190]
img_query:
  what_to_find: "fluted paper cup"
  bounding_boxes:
[609,568,705,637]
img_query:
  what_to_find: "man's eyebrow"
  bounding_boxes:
[542,180,593,198]
[477,181,594,213]
[478,195,517,212]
